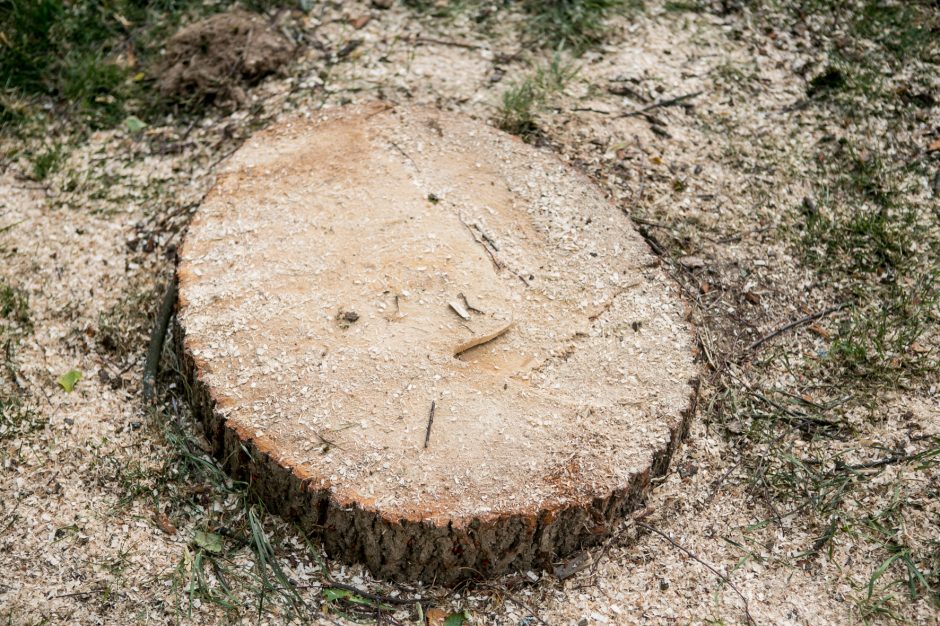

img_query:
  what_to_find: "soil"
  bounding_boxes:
[156,9,294,105]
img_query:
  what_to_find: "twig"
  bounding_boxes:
[841,454,908,470]
[474,224,500,251]
[142,279,178,405]
[570,107,611,115]
[637,522,757,625]
[800,451,918,473]
[744,302,851,354]
[0,218,25,234]
[504,591,549,626]
[414,36,484,50]
[621,91,703,117]
[423,400,436,449]
[389,141,420,172]
[635,224,665,256]
[460,218,502,269]
[589,505,655,575]
[52,588,105,599]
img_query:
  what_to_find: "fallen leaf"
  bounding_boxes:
[192,530,222,554]
[444,611,468,626]
[678,255,705,269]
[350,15,371,29]
[154,511,177,535]
[808,323,830,339]
[928,138,940,153]
[124,115,147,133]
[322,587,392,609]
[426,608,449,626]
[57,369,82,392]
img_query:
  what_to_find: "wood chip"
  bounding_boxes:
[448,299,471,321]
[153,511,177,535]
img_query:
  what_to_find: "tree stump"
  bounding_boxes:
[176,103,698,584]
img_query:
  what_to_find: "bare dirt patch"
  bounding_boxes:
[155,10,295,105]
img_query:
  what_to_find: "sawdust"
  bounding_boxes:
[1,0,937,624]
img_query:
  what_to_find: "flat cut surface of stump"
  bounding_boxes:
[177,103,698,583]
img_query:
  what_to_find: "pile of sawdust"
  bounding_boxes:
[155,10,294,105]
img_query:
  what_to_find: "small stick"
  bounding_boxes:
[637,522,757,625]
[474,224,500,251]
[621,91,703,117]
[389,141,420,172]
[413,36,483,51]
[423,400,436,449]
[570,107,611,115]
[745,302,850,354]
[460,218,502,269]
[143,279,178,405]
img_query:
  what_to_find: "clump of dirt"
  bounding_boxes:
[155,10,294,105]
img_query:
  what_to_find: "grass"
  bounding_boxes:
[0,0,153,128]
[521,0,630,53]
[401,0,635,54]
[798,142,926,274]
[0,0,302,134]
[497,52,578,139]
[0,0,935,621]
[97,285,158,357]
[0,283,29,328]
[29,142,65,181]
[114,343,443,623]
[0,281,41,441]
[661,1,940,620]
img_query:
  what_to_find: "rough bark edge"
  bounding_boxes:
[174,313,699,585]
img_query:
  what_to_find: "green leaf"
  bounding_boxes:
[444,611,468,626]
[57,368,82,392]
[322,588,352,602]
[192,530,222,554]
[321,587,390,609]
[124,115,147,133]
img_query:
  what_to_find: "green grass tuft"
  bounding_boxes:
[497,52,577,140]
[0,281,40,441]
[0,283,30,328]
[30,143,65,181]
[521,0,629,54]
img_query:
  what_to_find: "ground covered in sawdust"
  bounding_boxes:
[1,1,938,625]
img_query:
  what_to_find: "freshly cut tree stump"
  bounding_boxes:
[176,103,698,584]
